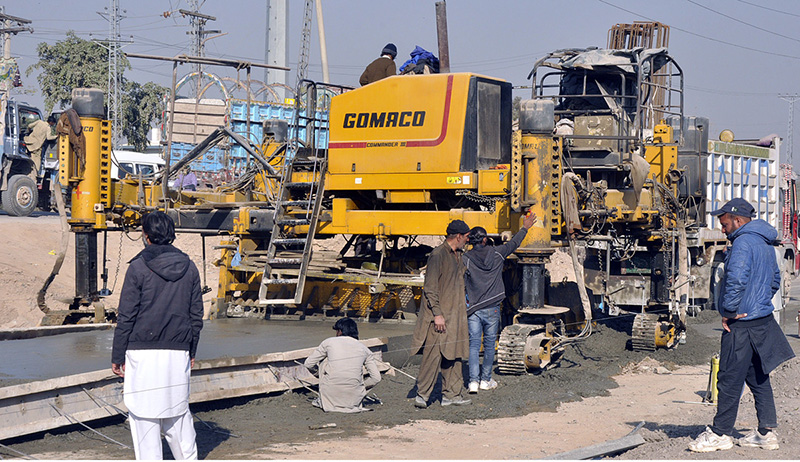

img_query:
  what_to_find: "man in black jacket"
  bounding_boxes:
[464,212,536,393]
[111,211,204,460]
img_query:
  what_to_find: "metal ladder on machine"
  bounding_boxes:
[258,81,328,307]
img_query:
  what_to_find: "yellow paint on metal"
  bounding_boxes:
[327,73,488,176]
[322,200,512,235]
[478,167,511,195]
[325,172,476,191]
[710,354,720,403]
[518,133,558,249]
[385,190,431,203]
[654,320,676,348]
[68,117,109,228]
[645,121,677,186]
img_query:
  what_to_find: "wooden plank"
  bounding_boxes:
[169,113,226,126]
[0,338,387,441]
[171,123,222,136]
[174,100,227,116]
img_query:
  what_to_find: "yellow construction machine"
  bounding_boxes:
[54,46,711,373]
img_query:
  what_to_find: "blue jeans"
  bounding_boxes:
[468,306,501,383]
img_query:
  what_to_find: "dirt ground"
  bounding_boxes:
[0,211,222,329]
[2,213,800,460]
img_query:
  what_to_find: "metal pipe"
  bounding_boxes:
[246,66,252,169]
[521,263,546,309]
[164,60,178,207]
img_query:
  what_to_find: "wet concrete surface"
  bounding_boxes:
[0,318,414,385]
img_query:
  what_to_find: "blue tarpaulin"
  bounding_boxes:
[399,46,440,73]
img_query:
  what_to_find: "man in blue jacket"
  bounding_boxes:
[689,198,794,452]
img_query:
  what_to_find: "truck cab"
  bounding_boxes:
[1,100,54,216]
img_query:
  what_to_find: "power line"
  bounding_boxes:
[685,84,784,97]
[736,0,800,19]
[685,0,800,44]
[596,0,800,60]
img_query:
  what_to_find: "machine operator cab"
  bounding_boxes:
[527,47,684,190]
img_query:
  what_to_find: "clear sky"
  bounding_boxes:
[5,0,800,167]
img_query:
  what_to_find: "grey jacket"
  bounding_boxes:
[463,228,528,316]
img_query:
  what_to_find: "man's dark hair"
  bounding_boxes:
[47,114,57,124]
[468,226,488,246]
[143,211,176,245]
[333,318,359,339]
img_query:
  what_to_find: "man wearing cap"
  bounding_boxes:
[410,219,472,408]
[359,43,397,86]
[689,198,794,452]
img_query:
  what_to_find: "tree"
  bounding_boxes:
[512,96,522,123]
[122,81,166,151]
[27,31,166,150]
[27,31,122,113]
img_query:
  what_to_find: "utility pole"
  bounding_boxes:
[435,1,450,73]
[0,8,33,144]
[179,2,218,97]
[264,0,288,101]
[297,0,312,87]
[780,94,800,166]
[97,0,127,147]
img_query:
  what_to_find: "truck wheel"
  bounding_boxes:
[1,175,38,217]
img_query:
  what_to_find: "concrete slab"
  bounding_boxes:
[0,318,413,385]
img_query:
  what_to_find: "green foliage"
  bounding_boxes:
[27,31,126,113]
[122,81,167,151]
[512,96,522,123]
[27,31,166,150]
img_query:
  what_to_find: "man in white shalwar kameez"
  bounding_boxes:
[112,211,204,459]
[305,318,381,413]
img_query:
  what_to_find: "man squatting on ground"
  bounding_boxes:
[464,211,536,393]
[411,219,473,408]
[112,211,204,460]
[304,318,382,413]
[688,198,795,452]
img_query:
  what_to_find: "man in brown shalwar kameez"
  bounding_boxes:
[410,219,472,408]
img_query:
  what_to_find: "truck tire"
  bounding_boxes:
[2,175,38,217]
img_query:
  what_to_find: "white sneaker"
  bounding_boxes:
[688,427,734,452]
[479,379,498,390]
[468,381,479,394]
[738,429,779,450]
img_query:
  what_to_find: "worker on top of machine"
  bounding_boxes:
[304,318,382,413]
[23,114,57,178]
[359,43,397,86]
[464,212,537,394]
